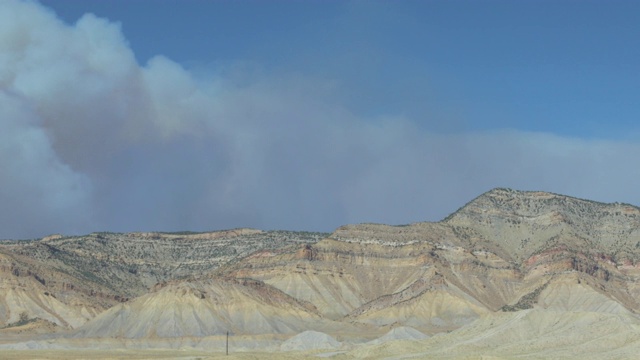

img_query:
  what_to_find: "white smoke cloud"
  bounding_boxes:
[0,91,93,237]
[1,0,640,239]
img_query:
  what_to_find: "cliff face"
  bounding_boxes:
[3,188,640,340]
[445,188,640,262]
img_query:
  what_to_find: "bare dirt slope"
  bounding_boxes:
[72,278,355,338]
[0,230,325,330]
[3,188,640,359]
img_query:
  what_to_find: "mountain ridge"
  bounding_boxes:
[3,188,640,357]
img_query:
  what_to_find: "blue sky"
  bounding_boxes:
[42,0,640,138]
[1,0,640,238]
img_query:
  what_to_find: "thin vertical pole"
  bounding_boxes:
[226,331,229,355]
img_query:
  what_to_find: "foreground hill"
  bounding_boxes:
[0,229,326,329]
[3,188,640,358]
[72,278,353,338]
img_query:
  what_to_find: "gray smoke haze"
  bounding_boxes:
[2,0,640,239]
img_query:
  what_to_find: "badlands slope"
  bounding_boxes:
[3,188,640,358]
[0,229,325,330]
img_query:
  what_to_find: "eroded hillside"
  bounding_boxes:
[0,229,326,329]
[3,188,640,358]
